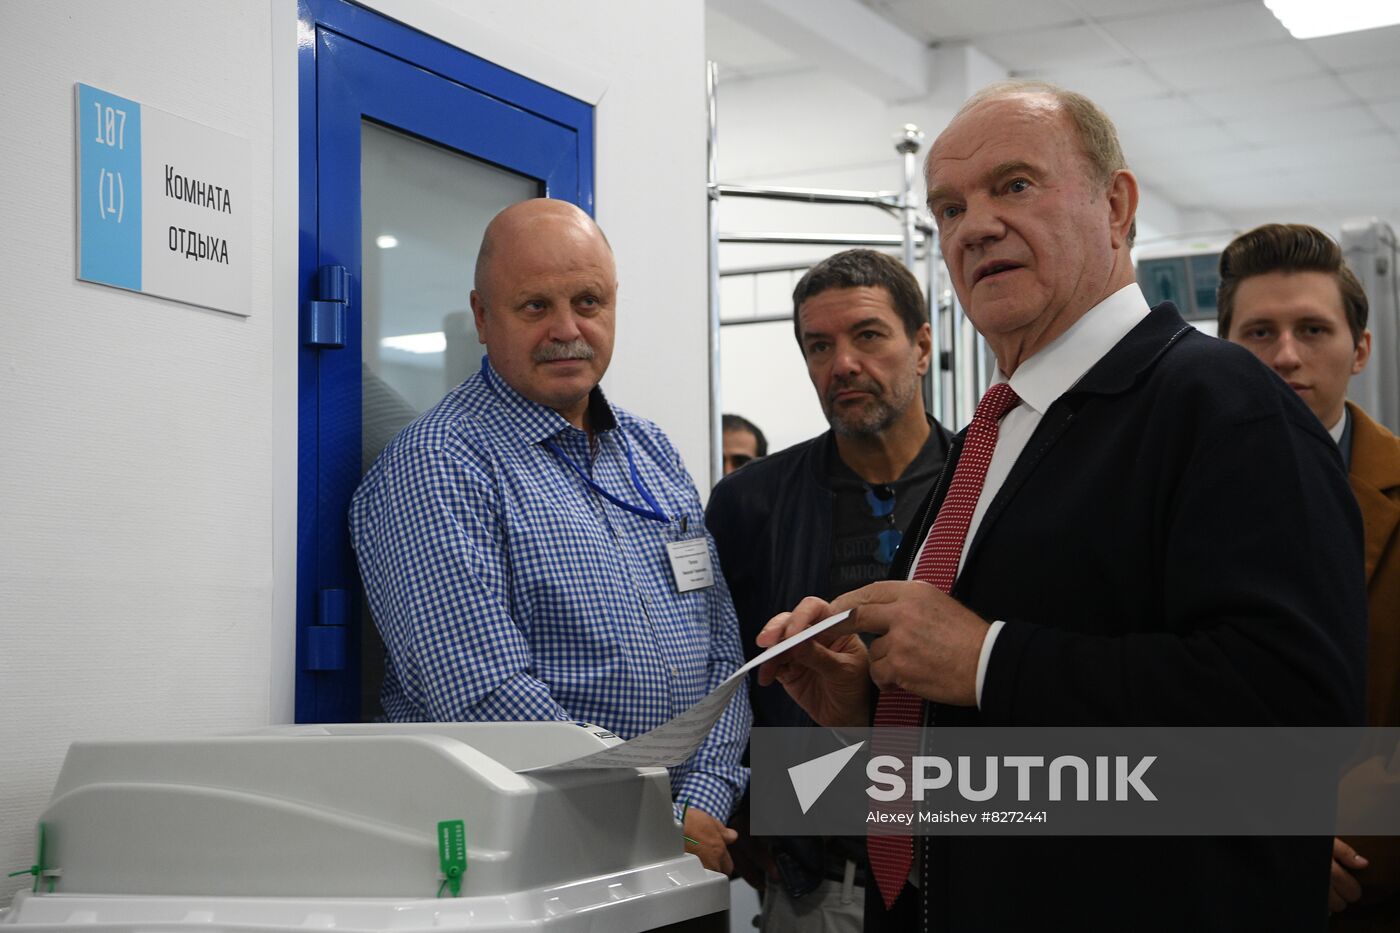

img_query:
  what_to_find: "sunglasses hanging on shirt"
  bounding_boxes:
[864,484,902,565]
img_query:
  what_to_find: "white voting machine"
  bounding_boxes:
[0,723,727,933]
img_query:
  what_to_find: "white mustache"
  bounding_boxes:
[534,339,595,362]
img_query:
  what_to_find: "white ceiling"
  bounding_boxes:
[707,0,1400,234]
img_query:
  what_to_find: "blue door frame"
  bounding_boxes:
[296,0,595,722]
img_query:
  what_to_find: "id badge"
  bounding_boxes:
[665,537,714,593]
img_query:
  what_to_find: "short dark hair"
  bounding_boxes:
[722,413,767,457]
[791,249,926,348]
[1217,223,1368,345]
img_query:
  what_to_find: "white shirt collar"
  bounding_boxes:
[1328,406,1348,446]
[994,283,1151,415]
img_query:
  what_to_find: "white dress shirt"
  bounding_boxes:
[906,283,1152,707]
[1328,407,1347,446]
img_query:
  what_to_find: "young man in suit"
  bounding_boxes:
[757,82,1367,931]
[1219,223,1400,931]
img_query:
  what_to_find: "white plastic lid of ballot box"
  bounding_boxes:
[0,723,727,933]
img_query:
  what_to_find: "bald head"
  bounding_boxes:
[474,199,612,298]
[469,198,619,429]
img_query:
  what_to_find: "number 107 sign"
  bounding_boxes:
[76,83,251,316]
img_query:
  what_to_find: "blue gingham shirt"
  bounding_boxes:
[350,358,750,822]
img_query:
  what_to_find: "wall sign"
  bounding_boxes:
[76,83,251,317]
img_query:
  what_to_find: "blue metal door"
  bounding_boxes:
[297,0,595,722]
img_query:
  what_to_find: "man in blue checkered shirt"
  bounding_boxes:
[350,199,750,874]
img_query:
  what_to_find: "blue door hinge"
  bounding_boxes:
[305,588,349,671]
[303,264,350,348]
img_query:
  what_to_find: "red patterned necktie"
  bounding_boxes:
[867,381,1022,910]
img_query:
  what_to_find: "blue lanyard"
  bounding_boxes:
[544,433,670,524]
[480,356,670,524]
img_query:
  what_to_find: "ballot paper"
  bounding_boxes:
[521,609,851,772]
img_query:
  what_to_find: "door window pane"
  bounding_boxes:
[359,120,540,471]
[358,120,540,719]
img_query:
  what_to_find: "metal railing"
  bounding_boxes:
[706,63,990,481]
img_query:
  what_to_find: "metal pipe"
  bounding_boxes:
[706,61,723,488]
[719,261,824,278]
[720,313,797,327]
[716,183,901,208]
[719,232,926,247]
[895,124,932,419]
[895,125,924,272]
[949,292,965,429]
[926,231,943,426]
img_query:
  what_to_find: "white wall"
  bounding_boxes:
[0,0,291,904]
[0,0,709,905]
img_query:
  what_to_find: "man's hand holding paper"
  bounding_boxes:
[756,581,993,723]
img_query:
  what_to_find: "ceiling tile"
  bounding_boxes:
[1180,168,1323,212]
[1096,1,1291,60]
[1188,74,1354,121]
[1305,170,1400,204]
[1124,149,1190,180]
[1230,103,1382,147]
[1025,61,1170,101]
[1249,132,1400,173]
[1073,0,1246,16]
[974,23,1128,70]
[1104,93,1212,131]
[1293,179,1400,220]
[1116,132,1274,202]
[1186,146,1298,178]
[868,0,1082,42]
[1143,121,1240,155]
[1302,25,1400,71]
[1372,100,1400,132]
[1338,65,1400,101]
[1146,40,1321,93]
[1224,207,1334,231]
[1142,165,1222,202]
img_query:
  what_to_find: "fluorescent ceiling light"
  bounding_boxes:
[381,332,445,354]
[1263,0,1400,38]
[376,234,399,249]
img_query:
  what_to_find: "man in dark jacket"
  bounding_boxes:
[757,81,1365,932]
[707,249,950,930]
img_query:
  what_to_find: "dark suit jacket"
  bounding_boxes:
[869,304,1368,932]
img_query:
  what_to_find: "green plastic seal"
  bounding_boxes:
[436,820,466,898]
[7,823,50,893]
